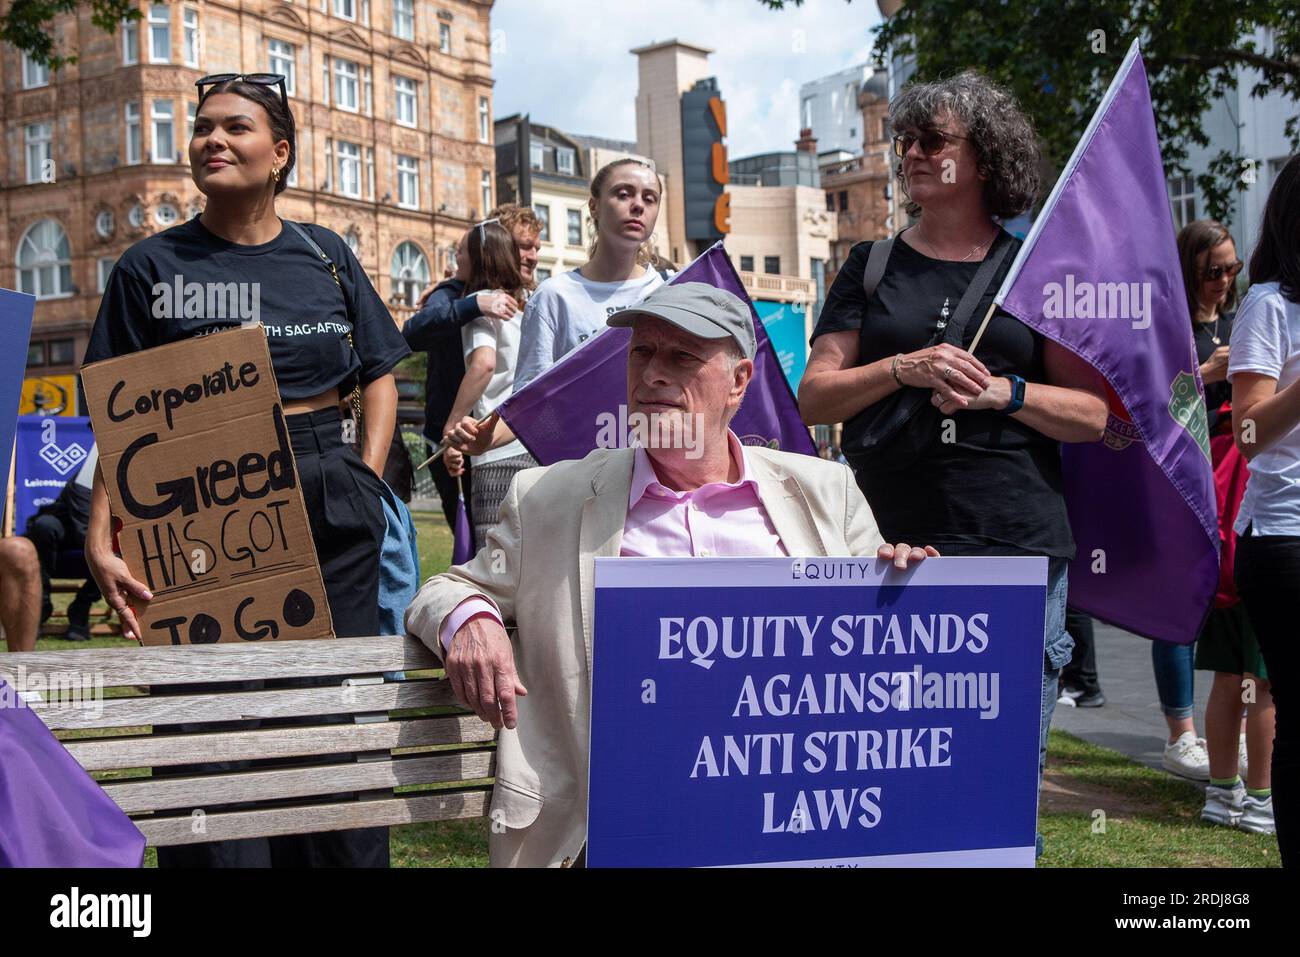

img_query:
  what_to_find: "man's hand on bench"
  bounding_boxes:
[85,545,152,644]
[446,617,528,731]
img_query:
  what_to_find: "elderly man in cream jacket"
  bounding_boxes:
[405,282,935,867]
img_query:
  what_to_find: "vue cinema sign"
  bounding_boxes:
[681,77,730,241]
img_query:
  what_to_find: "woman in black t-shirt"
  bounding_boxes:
[799,72,1108,856]
[82,75,409,868]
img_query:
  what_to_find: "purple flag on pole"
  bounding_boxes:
[497,242,817,465]
[994,40,1218,644]
[0,679,146,867]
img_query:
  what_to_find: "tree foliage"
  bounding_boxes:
[760,0,1300,224]
[2,0,138,72]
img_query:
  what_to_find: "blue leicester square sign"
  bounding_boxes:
[587,556,1048,867]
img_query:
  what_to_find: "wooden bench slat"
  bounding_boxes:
[102,750,495,813]
[136,789,492,845]
[1,635,440,687]
[67,715,496,771]
[30,678,460,730]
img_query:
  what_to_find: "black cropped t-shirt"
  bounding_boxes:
[84,217,410,400]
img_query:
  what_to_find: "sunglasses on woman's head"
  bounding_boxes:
[196,73,288,107]
[892,128,970,158]
[1201,260,1243,281]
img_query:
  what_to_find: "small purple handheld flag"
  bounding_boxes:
[497,242,817,465]
[992,40,1218,644]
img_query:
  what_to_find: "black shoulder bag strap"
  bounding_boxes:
[843,229,1013,467]
[284,220,365,445]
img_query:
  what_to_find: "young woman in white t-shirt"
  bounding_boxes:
[442,220,534,546]
[1228,152,1300,861]
[447,157,670,457]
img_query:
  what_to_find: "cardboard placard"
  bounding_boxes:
[80,327,334,645]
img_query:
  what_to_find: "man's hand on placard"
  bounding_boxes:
[877,542,940,570]
[445,615,527,730]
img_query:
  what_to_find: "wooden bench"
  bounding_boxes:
[2,636,496,846]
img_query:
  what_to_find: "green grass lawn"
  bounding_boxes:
[20,511,1281,868]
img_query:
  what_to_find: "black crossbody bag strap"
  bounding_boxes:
[285,220,365,445]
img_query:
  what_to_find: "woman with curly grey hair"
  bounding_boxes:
[799,70,1108,857]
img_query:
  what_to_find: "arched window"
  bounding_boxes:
[16,220,73,299]
[390,241,429,307]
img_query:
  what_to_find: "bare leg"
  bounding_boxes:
[1165,714,1197,744]
[1206,672,1246,780]
[1245,675,1275,792]
[0,537,41,653]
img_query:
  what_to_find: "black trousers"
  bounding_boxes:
[155,407,390,868]
[428,447,475,553]
[23,513,101,623]
[1235,527,1298,866]
[1061,607,1101,695]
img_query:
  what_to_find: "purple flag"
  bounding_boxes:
[994,40,1217,644]
[497,243,817,465]
[451,490,474,566]
[0,680,146,867]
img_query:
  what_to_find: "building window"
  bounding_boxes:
[95,210,115,238]
[336,140,361,197]
[392,0,414,40]
[366,146,375,198]
[128,204,145,228]
[566,209,582,246]
[439,22,451,53]
[97,257,117,293]
[334,0,356,20]
[148,3,171,63]
[324,138,333,189]
[122,17,139,65]
[155,202,179,226]
[1169,172,1196,232]
[740,255,754,272]
[764,256,780,275]
[478,96,490,143]
[534,267,551,283]
[125,102,142,165]
[269,39,297,96]
[480,170,492,218]
[25,123,52,184]
[345,229,361,256]
[22,54,49,89]
[556,147,575,176]
[394,75,418,126]
[183,7,200,67]
[391,241,430,306]
[151,100,175,163]
[48,339,75,365]
[321,55,331,105]
[529,142,545,171]
[535,204,550,242]
[334,58,359,112]
[397,155,419,208]
[880,117,889,141]
[16,220,73,300]
[27,342,46,367]
[185,100,197,144]
[362,66,373,115]
[825,192,835,212]
[838,190,848,211]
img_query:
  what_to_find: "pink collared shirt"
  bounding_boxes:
[437,431,787,650]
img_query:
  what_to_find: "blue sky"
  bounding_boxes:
[489,0,884,159]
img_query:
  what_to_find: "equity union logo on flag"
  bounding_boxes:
[1169,371,1210,461]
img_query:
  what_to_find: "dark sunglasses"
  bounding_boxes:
[892,128,969,158]
[1201,260,1244,281]
[196,73,288,107]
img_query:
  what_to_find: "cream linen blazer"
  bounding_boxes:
[404,444,885,867]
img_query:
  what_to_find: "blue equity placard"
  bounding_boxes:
[587,556,1047,867]
[0,289,37,514]
[12,415,95,535]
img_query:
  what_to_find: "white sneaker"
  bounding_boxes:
[1239,734,1249,779]
[1201,782,1245,827]
[1056,692,1078,707]
[1239,794,1275,835]
[1163,731,1211,780]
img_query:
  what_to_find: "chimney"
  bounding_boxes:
[795,127,818,154]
